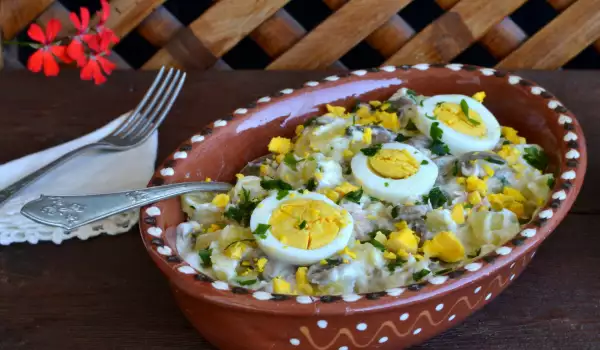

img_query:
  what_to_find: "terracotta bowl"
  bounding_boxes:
[139,64,586,350]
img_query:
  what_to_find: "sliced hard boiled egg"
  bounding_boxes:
[250,191,354,265]
[351,143,438,203]
[414,94,501,155]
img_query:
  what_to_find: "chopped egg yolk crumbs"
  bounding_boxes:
[319,188,340,202]
[268,137,292,154]
[373,231,388,245]
[354,106,400,131]
[368,149,420,179]
[339,246,357,259]
[255,257,268,272]
[369,100,382,108]
[275,154,285,163]
[497,145,521,165]
[483,164,495,177]
[386,228,419,254]
[363,127,373,144]
[269,199,348,250]
[325,104,346,117]
[383,251,397,260]
[487,187,527,217]
[211,194,230,208]
[206,224,222,233]
[343,149,354,158]
[315,172,324,180]
[451,204,465,224]
[501,126,526,144]
[433,102,487,137]
[503,187,526,202]
[205,177,212,182]
[295,125,305,136]
[472,91,486,103]
[422,231,465,263]
[224,241,248,260]
[296,267,314,295]
[260,164,269,176]
[468,191,482,205]
[356,106,378,125]
[273,277,292,294]
[334,182,360,196]
[235,173,245,180]
[394,220,409,230]
[466,176,488,195]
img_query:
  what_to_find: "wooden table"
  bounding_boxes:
[0,70,598,349]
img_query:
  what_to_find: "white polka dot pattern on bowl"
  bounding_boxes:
[356,323,367,331]
[145,206,161,216]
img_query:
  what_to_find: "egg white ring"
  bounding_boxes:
[414,94,501,155]
[250,191,354,266]
[351,143,438,204]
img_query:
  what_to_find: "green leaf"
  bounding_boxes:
[391,206,400,218]
[298,220,307,230]
[198,248,213,267]
[325,258,343,267]
[434,268,453,276]
[344,165,352,175]
[224,187,258,227]
[395,133,410,142]
[369,196,381,202]
[460,99,480,126]
[343,188,363,203]
[523,147,549,171]
[485,156,505,165]
[430,122,443,141]
[425,113,436,120]
[360,144,383,156]
[430,140,450,156]
[464,203,474,209]
[283,153,302,170]
[387,257,406,272]
[260,179,293,191]
[369,239,386,252]
[421,160,429,165]
[452,160,459,176]
[384,182,389,187]
[253,224,271,239]
[467,247,482,259]
[276,190,289,200]
[306,178,318,191]
[547,176,555,188]
[236,278,258,286]
[406,119,418,131]
[224,239,256,251]
[412,268,431,281]
[303,117,318,127]
[405,89,417,102]
[367,229,392,239]
[424,187,448,209]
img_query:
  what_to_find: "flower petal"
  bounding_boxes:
[51,45,71,63]
[80,7,90,29]
[42,51,60,76]
[99,0,111,24]
[81,58,104,84]
[27,24,46,44]
[26,50,44,72]
[97,56,116,75]
[69,11,82,31]
[67,40,87,66]
[45,19,62,42]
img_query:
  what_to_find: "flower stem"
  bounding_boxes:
[2,40,36,47]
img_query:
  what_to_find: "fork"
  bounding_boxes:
[0,66,187,208]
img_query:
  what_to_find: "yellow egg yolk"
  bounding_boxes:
[433,102,487,137]
[268,199,348,250]
[368,149,420,179]
[422,231,465,263]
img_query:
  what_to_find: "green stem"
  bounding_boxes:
[2,40,36,47]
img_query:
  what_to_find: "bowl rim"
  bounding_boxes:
[139,63,587,313]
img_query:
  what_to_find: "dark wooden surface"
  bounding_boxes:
[0,70,598,350]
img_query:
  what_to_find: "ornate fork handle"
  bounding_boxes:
[20,182,232,231]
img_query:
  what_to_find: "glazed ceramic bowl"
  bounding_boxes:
[139,64,586,350]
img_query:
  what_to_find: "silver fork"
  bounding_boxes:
[0,66,187,208]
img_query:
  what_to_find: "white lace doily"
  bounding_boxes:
[0,115,157,245]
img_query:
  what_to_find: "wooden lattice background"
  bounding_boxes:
[1,0,600,71]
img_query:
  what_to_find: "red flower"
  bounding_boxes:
[67,7,91,66]
[80,32,116,85]
[96,0,119,45]
[26,19,69,76]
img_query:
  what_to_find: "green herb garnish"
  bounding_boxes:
[460,99,480,126]
[523,146,548,171]
[419,99,424,107]
[260,179,293,190]
[434,268,453,276]
[368,229,392,238]
[406,119,418,131]
[423,187,448,209]
[276,190,289,200]
[425,113,436,120]
[395,133,410,142]
[384,182,389,187]
[343,188,363,203]
[253,223,271,239]
[484,156,505,165]
[467,247,482,259]
[306,178,318,191]
[303,117,318,127]
[369,239,386,252]
[344,165,352,175]
[224,187,258,226]
[430,140,450,156]
[360,143,383,156]
[325,258,343,267]
[224,239,256,251]
[412,268,431,281]
[283,153,302,170]
[405,89,417,103]
[369,196,381,202]
[236,278,258,286]
[430,122,443,141]
[421,160,429,165]
[547,176,555,188]
[452,160,459,176]
[391,206,399,218]
[387,257,406,272]
[503,140,511,145]
[464,203,474,209]
[198,248,213,267]
[298,220,307,230]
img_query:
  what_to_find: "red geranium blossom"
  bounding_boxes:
[96,0,119,45]
[67,7,92,66]
[26,19,70,76]
[80,32,116,85]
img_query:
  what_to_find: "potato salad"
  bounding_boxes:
[176,88,554,296]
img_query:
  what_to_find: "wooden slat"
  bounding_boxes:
[0,0,54,39]
[105,0,167,38]
[143,0,289,69]
[385,0,527,65]
[137,6,182,48]
[268,0,411,70]
[546,0,578,11]
[248,10,305,59]
[478,18,527,59]
[498,0,600,69]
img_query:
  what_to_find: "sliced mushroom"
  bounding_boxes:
[345,125,397,144]
[459,151,506,177]
[391,204,432,221]
[404,134,432,154]
[409,218,435,242]
[432,155,459,183]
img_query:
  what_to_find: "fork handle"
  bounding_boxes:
[20,182,233,231]
[0,143,101,208]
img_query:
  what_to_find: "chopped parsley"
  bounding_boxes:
[391,206,400,218]
[224,188,258,226]
[369,196,381,202]
[503,140,511,145]
[412,268,431,281]
[368,239,386,252]
[547,176,555,188]
[406,119,418,131]
[434,268,453,276]
[306,178,318,191]
[428,122,451,156]
[224,239,256,250]
[283,153,302,170]
[523,146,548,171]
[425,113,436,120]
[405,89,417,103]
[367,229,392,238]
[421,160,429,165]
[387,257,406,272]
[464,203,474,209]
[253,223,271,239]
[419,99,425,107]
[276,190,289,200]
[236,278,258,286]
[384,182,389,187]
[460,99,480,126]
[343,188,363,203]
[260,179,293,190]
[198,248,213,267]
[395,133,410,142]
[430,122,443,140]
[484,156,505,165]
[344,165,352,175]
[360,143,383,156]
[452,160,459,176]
[298,220,307,230]
[424,187,448,209]
[467,247,482,259]
[303,117,318,127]
[325,258,343,267]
